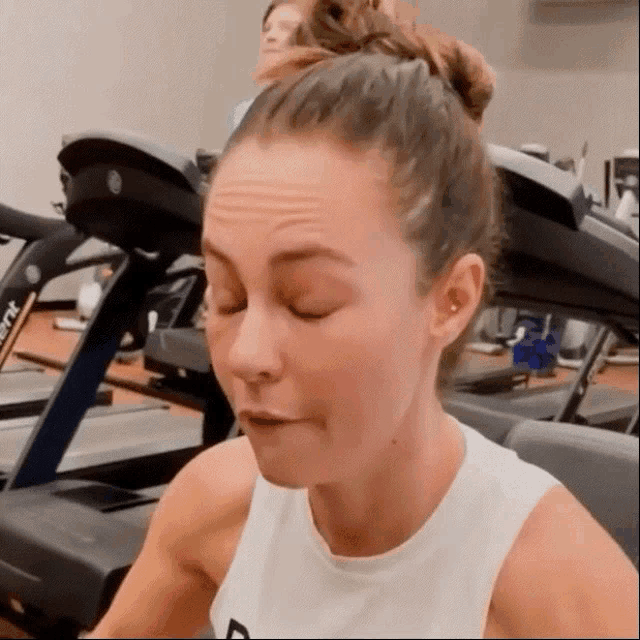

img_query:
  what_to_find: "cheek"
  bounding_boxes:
[292,306,427,428]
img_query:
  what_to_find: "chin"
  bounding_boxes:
[261,470,306,490]
[252,448,313,490]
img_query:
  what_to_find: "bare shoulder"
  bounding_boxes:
[489,485,639,638]
[149,435,259,571]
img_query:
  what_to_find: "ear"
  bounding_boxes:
[428,253,485,347]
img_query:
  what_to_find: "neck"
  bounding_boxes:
[307,399,465,558]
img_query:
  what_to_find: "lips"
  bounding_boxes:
[238,410,296,427]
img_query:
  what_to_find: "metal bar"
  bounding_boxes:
[0,225,86,368]
[65,251,125,272]
[3,250,170,490]
[553,325,611,423]
[625,405,639,436]
[0,203,66,242]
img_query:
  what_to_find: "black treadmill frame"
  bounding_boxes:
[0,202,124,370]
[2,249,175,491]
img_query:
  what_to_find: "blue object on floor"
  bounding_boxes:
[510,314,565,375]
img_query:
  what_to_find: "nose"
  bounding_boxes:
[227,303,284,384]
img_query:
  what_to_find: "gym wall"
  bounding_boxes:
[418,0,639,200]
[0,0,261,301]
[0,0,638,301]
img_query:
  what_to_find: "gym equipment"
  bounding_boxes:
[0,403,201,491]
[0,366,112,420]
[0,129,235,638]
[143,143,638,436]
[0,201,122,418]
[466,145,568,371]
[519,142,550,163]
[612,148,639,237]
[0,134,636,638]
[0,180,205,417]
[442,143,639,440]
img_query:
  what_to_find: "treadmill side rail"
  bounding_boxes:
[3,251,171,490]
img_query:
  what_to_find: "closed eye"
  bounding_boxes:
[217,301,247,316]
[289,305,333,321]
[215,301,335,321]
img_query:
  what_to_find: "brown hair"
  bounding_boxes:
[221,0,503,389]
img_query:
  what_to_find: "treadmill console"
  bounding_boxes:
[489,144,590,231]
[59,130,203,256]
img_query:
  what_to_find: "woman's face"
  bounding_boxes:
[258,3,304,70]
[203,135,439,488]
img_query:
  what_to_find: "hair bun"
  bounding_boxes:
[415,24,496,122]
[315,1,495,121]
[258,0,496,122]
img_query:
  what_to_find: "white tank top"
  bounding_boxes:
[228,98,255,135]
[210,421,561,639]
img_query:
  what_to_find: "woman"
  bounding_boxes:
[88,2,638,638]
[228,1,308,134]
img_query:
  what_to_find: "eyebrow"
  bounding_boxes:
[202,238,355,269]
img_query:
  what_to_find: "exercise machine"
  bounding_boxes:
[145,144,638,432]
[442,144,638,442]
[0,201,119,417]
[0,128,240,637]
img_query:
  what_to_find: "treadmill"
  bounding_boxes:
[0,129,236,638]
[442,145,639,442]
[0,201,117,418]
[0,135,637,639]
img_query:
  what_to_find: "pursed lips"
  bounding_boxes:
[238,409,299,427]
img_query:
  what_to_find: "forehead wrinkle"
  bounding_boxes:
[213,179,326,198]
[208,183,325,223]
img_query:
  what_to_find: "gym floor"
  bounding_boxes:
[1,310,637,639]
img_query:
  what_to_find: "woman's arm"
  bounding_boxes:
[85,437,257,638]
[490,485,639,638]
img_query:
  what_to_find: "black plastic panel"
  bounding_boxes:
[59,130,202,193]
[489,144,589,230]
[58,131,203,256]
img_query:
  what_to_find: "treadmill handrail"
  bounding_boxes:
[3,249,173,490]
[0,202,68,242]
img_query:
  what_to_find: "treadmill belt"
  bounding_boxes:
[0,405,202,474]
[445,383,637,424]
[0,370,113,419]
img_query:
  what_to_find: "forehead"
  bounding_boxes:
[265,3,303,24]
[204,136,401,260]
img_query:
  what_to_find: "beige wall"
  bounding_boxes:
[1,0,638,299]
[0,0,265,299]
[415,0,639,199]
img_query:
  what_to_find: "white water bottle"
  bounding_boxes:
[77,281,102,320]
